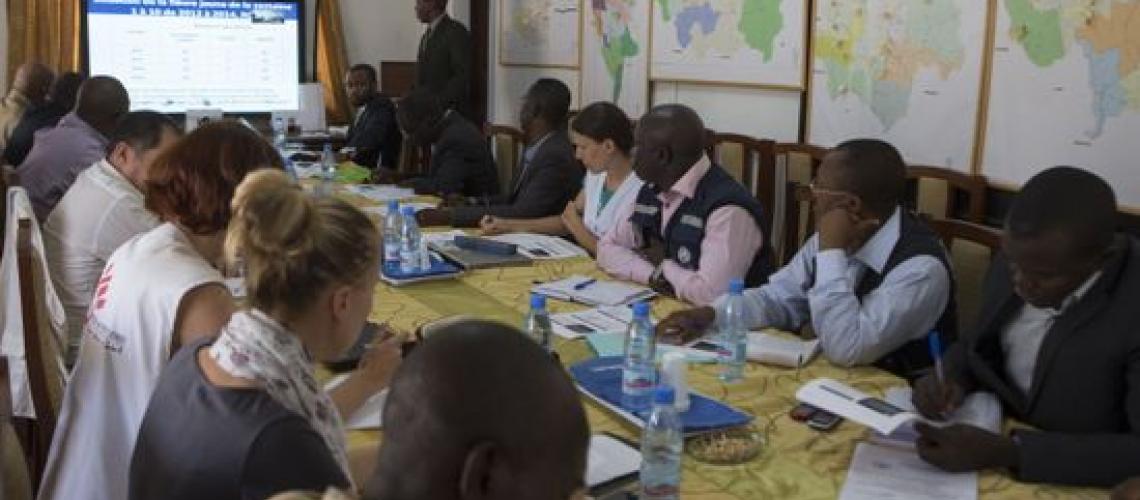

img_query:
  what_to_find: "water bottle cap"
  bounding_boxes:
[654,385,676,405]
[729,278,745,295]
[632,301,650,317]
[401,206,416,216]
[530,293,546,309]
[387,200,399,211]
[323,143,332,151]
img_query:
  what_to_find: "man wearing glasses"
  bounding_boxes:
[657,138,956,380]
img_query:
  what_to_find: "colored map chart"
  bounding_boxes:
[983,0,1140,207]
[500,0,580,67]
[808,0,988,171]
[581,0,651,116]
[650,0,806,87]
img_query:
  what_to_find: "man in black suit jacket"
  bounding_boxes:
[414,0,471,118]
[417,79,583,228]
[344,64,401,170]
[392,89,498,199]
[911,167,1140,487]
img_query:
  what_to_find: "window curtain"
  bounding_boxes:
[6,0,82,78]
[316,0,351,125]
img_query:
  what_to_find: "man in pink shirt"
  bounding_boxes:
[597,105,773,305]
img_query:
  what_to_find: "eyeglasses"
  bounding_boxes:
[808,180,851,197]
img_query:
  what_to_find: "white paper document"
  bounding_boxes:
[839,442,977,500]
[486,233,589,260]
[550,306,633,339]
[344,184,416,203]
[361,202,435,217]
[746,332,820,367]
[872,387,1003,445]
[534,275,655,307]
[586,435,641,488]
[324,375,387,430]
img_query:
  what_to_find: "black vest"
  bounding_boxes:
[854,211,959,380]
[629,164,775,288]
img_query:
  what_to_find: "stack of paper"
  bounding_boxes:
[344,184,416,203]
[839,442,977,500]
[746,332,820,368]
[486,233,589,260]
[534,275,655,307]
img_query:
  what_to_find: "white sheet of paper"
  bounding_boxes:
[534,275,655,307]
[324,374,387,430]
[839,442,977,500]
[586,435,641,488]
[795,378,917,435]
[361,202,435,217]
[872,387,1004,445]
[550,306,633,339]
[487,233,589,260]
[344,184,416,203]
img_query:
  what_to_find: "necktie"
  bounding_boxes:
[419,27,432,57]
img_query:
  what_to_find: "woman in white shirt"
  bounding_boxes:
[480,102,642,254]
[39,123,385,500]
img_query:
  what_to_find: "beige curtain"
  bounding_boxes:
[316,0,351,125]
[7,0,82,78]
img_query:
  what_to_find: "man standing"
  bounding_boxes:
[43,111,181,365]
[0,62,53,154]
[417,78,582,227]
[414,0,471,119]
[18,76,130,221]
[343,64,401,170]
[597,104,774,306]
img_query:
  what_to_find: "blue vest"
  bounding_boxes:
[629,164,774,287]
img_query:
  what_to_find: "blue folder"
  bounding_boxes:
[380,255,462,281]
[570,356,753,434]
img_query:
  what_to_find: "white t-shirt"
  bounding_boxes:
[38,223,224,500]
[43,159,160,363]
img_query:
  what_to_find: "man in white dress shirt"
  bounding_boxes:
[656,139,955,379]
[43,111,181,364]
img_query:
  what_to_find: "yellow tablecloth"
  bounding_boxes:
[341,190,1107,499]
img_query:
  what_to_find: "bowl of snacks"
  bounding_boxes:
[686,426,765,465]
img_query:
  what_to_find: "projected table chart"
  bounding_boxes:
[85,0,301,113]
[334,189,1108,499]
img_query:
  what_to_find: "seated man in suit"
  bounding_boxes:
[417,78,583,228]
[911,167,1140,487]
[343,64,401,170]
[597,104,774,306]
[389,89,498,200]
[364,320,589,499]
[655,139,955,379]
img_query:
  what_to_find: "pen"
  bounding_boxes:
[573,278,597,290]
[928,331,945,386]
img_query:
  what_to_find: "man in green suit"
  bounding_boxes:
[414,0,472,119]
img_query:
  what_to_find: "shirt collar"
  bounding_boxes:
[524,132,554,162]
[1049,270,1102,315]
[658,154,711,203]
[851,207,902,274]
[59,112,110,146]
[429,13,446,31]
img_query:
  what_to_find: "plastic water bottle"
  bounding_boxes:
[523,293,553,353]
[318,143,336,197]
[640,386,682,500]
[717,278,747,383]
[271,117,287,150]
[398,206,421,273]
[382,201,403,271]
[622,301,657,412]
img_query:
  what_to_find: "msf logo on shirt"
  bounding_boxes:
[84,264,124,353]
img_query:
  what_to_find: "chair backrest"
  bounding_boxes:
[711,133,778,209]
[15,218,65,491]
[1,355,33,500]
[485,125,526,195]
[906,166,987,223]
[780,181,816,266]
[774,143,830,184]
[928,218,1003,331]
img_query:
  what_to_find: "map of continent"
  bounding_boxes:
[650,0,804,86]
[581,0,649,116]
[500,0,579,67]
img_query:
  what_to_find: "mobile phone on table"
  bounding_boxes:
[806,408,842,431]
[789,402,818,422]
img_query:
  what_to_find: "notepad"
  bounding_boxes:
[534,275,655,307]
[550,306,634,339]
[839,442,977,500]
[746,332,820,368]
[486,233,589,260]
[586,434,641,490]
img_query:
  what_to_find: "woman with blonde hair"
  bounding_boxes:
[129,169,401,499]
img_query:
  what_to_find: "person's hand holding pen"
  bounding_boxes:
[911,332,966,420]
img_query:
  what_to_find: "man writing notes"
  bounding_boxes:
[392,90,498,200]
[414,0,471,118]
[911,167,1140,487]
[597,104,774,306]
[343,64,401,171]
[656,139,956,380]
[416,78,582,228]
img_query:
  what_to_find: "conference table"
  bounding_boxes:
[335,188,1107,500]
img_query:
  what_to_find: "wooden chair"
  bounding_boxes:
[1,356,32,500]
[774,143,830,184]
[928,218,1004,332]
[13,218,66,494]
[711,133,778,210]
[485,125,526,195]
[906,166,987,223]
[780,181,816,266]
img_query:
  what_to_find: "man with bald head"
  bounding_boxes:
[364,320,590,500]
[597,104,774,306]
[18,75,130,221]
[0,62,54,153]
